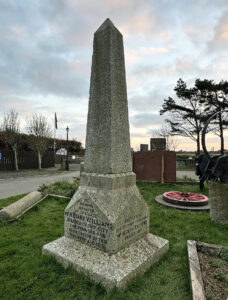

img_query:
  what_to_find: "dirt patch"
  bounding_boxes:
[198,250,228,300]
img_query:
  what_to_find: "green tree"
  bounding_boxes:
[160,79,205,155]
[195,79,228,155]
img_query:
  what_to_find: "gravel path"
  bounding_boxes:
[0,170,80,199]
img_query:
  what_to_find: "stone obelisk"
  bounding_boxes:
[43,19,169,290]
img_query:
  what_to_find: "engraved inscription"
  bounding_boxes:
[65,200,113,250]
[116,214,148,241]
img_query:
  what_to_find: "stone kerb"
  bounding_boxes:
[187,240,228,300]
[187,240,206,300]
[0,191,43,221]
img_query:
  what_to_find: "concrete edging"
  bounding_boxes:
[187,240,228,300]
[0,192,70,221]
[0,191,43,221]
[187,240,206,300]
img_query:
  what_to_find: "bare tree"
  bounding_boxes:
[152,124,180,151]
[2,109,20,171]
[27,114,51,171]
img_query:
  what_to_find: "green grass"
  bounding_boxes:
[210,257,226,268]
[0,182,227,300]
[38,181,79,198]
[214,272,228,282]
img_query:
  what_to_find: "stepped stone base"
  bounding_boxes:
[42,233,169,290]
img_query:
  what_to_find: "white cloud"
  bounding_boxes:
[140,47,171,55]
[208,9,228,51]
[1,0,228,151]
[125,48,141,66]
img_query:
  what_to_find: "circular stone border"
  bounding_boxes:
[155,195,210,211]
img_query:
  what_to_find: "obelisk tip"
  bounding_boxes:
[95,18,122,35]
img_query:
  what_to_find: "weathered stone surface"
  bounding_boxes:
[209,182,228,224]
[187,240,206,300]
[0,191,42,221]
[84,18,132,174]
[64,172,149,253]
[43,233,169,290]
[140,144,148,151]
[150,138,166,151]
[187,240,228,300]
[63,18,150,254]
[196,241,228,256]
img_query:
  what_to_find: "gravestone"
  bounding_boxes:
[43,19,169,290]
[209,182,228,224]
[150,138,166,150]
[140,144,148,151]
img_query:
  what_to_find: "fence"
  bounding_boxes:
[0,150,54,170]
[133,150,176,182]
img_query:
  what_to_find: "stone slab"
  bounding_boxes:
[42,233,169,290]
[187,240,206,300]
[0,191,43,221]
[155,195,210,211]
[209,182,228,224]
[196,241,228,256]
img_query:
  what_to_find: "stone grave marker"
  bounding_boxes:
[150,138,166,150]
[43,18,169,290]
[140,144,148,151]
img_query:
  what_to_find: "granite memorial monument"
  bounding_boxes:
[43,18,169,290]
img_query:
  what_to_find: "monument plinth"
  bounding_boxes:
[43,19,169,290]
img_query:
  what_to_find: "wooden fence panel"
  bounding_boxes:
[0,150,54,170]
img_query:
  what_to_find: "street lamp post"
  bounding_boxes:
[65,126,69,171]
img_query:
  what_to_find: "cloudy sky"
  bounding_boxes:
[1,0,228,151]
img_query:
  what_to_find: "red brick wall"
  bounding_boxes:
[133,150,176,182]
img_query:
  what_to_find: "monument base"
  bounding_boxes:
[42,233,169,290]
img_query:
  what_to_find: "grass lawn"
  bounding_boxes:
[0,182,227,300]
